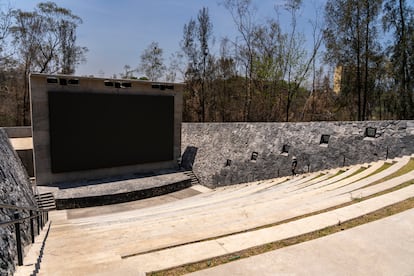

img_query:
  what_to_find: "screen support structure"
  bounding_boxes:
[30,73,183,186]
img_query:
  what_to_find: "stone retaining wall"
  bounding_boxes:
[0,128,37,276]
[181,121,414,187]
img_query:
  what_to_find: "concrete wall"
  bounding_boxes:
[4,127,34,177]
[3,126,32,138]
[181,121,414,187]
[0,129,37,276]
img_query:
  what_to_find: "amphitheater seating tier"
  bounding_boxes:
[14,155,414,276]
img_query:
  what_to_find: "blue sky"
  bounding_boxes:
[8,0,326,78]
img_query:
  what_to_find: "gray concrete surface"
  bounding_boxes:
[190,208,414,276]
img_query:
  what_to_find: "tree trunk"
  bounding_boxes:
[356,4,362,121]
[362,0,370,121]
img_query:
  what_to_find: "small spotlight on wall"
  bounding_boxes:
[365,127,377,138]
[320,134,330,145]
[46,77,58,84]
[251,151,258,161]
[68,79,79,85]
[152,83,174,90]
[281,144,290,154]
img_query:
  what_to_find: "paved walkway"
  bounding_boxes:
[9,137,32,150]
[190,208,414,276]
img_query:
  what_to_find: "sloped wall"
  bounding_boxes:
[182,121,414,187]
[0,128,37,276]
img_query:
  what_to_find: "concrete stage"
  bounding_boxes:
[36,171,192,209]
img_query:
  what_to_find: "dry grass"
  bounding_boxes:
[346,167,367,179]
[360,158,414,189]
[362,162,394,179]
[326,170,345,180]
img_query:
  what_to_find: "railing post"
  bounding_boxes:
[40,211,44,230]
[30,210,35,243]
[36,210,40,235]
[13,213,23,266]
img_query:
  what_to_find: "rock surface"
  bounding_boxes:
[0,128,37,276]
[181,121,414,187]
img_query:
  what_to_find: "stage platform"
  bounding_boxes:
[36,170,192,209]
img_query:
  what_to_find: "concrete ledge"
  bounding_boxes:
[52,172,192,209]
[3,126,32,138]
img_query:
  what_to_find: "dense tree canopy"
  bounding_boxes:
[0,1,87,125]
[0,0,413,126]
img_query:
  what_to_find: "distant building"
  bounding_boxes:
[333,65,342,94]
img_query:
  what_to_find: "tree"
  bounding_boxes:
[383,0,414,119]
[278,0,323,122]
[250,19,285,121]
[181,7,214,122]
[138,41,166,81]
[121,64,137,79]
[0,2,18,126]
[165,51,184,83]
[0,1,12,57]
[215,37,238,121]
[250,1,322,122]
[222,0,256,121]
[11,1,87,125]
[12,2,87,74]
[324,0,383,121]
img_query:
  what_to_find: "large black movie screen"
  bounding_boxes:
[48,91,175,173]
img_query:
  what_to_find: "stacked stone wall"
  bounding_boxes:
[0,128,37,276]
[182,121,414,187]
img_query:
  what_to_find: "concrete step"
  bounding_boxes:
[187,209,414,276]
[58,159,401,231]
[20,156,414,275]
[48,159,413,252]
[35,192,56,210]
[33,180,414,275]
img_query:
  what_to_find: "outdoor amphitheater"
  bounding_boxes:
[1,74,414,276]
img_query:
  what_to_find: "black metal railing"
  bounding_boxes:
[0,203,48,266]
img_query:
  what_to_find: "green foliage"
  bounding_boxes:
[0,1,87,126]
[138,41,166,81]
[382,0,414,119]
[324,0,383,121]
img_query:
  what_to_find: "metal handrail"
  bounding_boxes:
[0,213,40,227]
[0,202,49,266]
[0,203,45,212]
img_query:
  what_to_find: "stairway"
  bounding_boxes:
[35,192,56,210]
[183,170,201,186]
